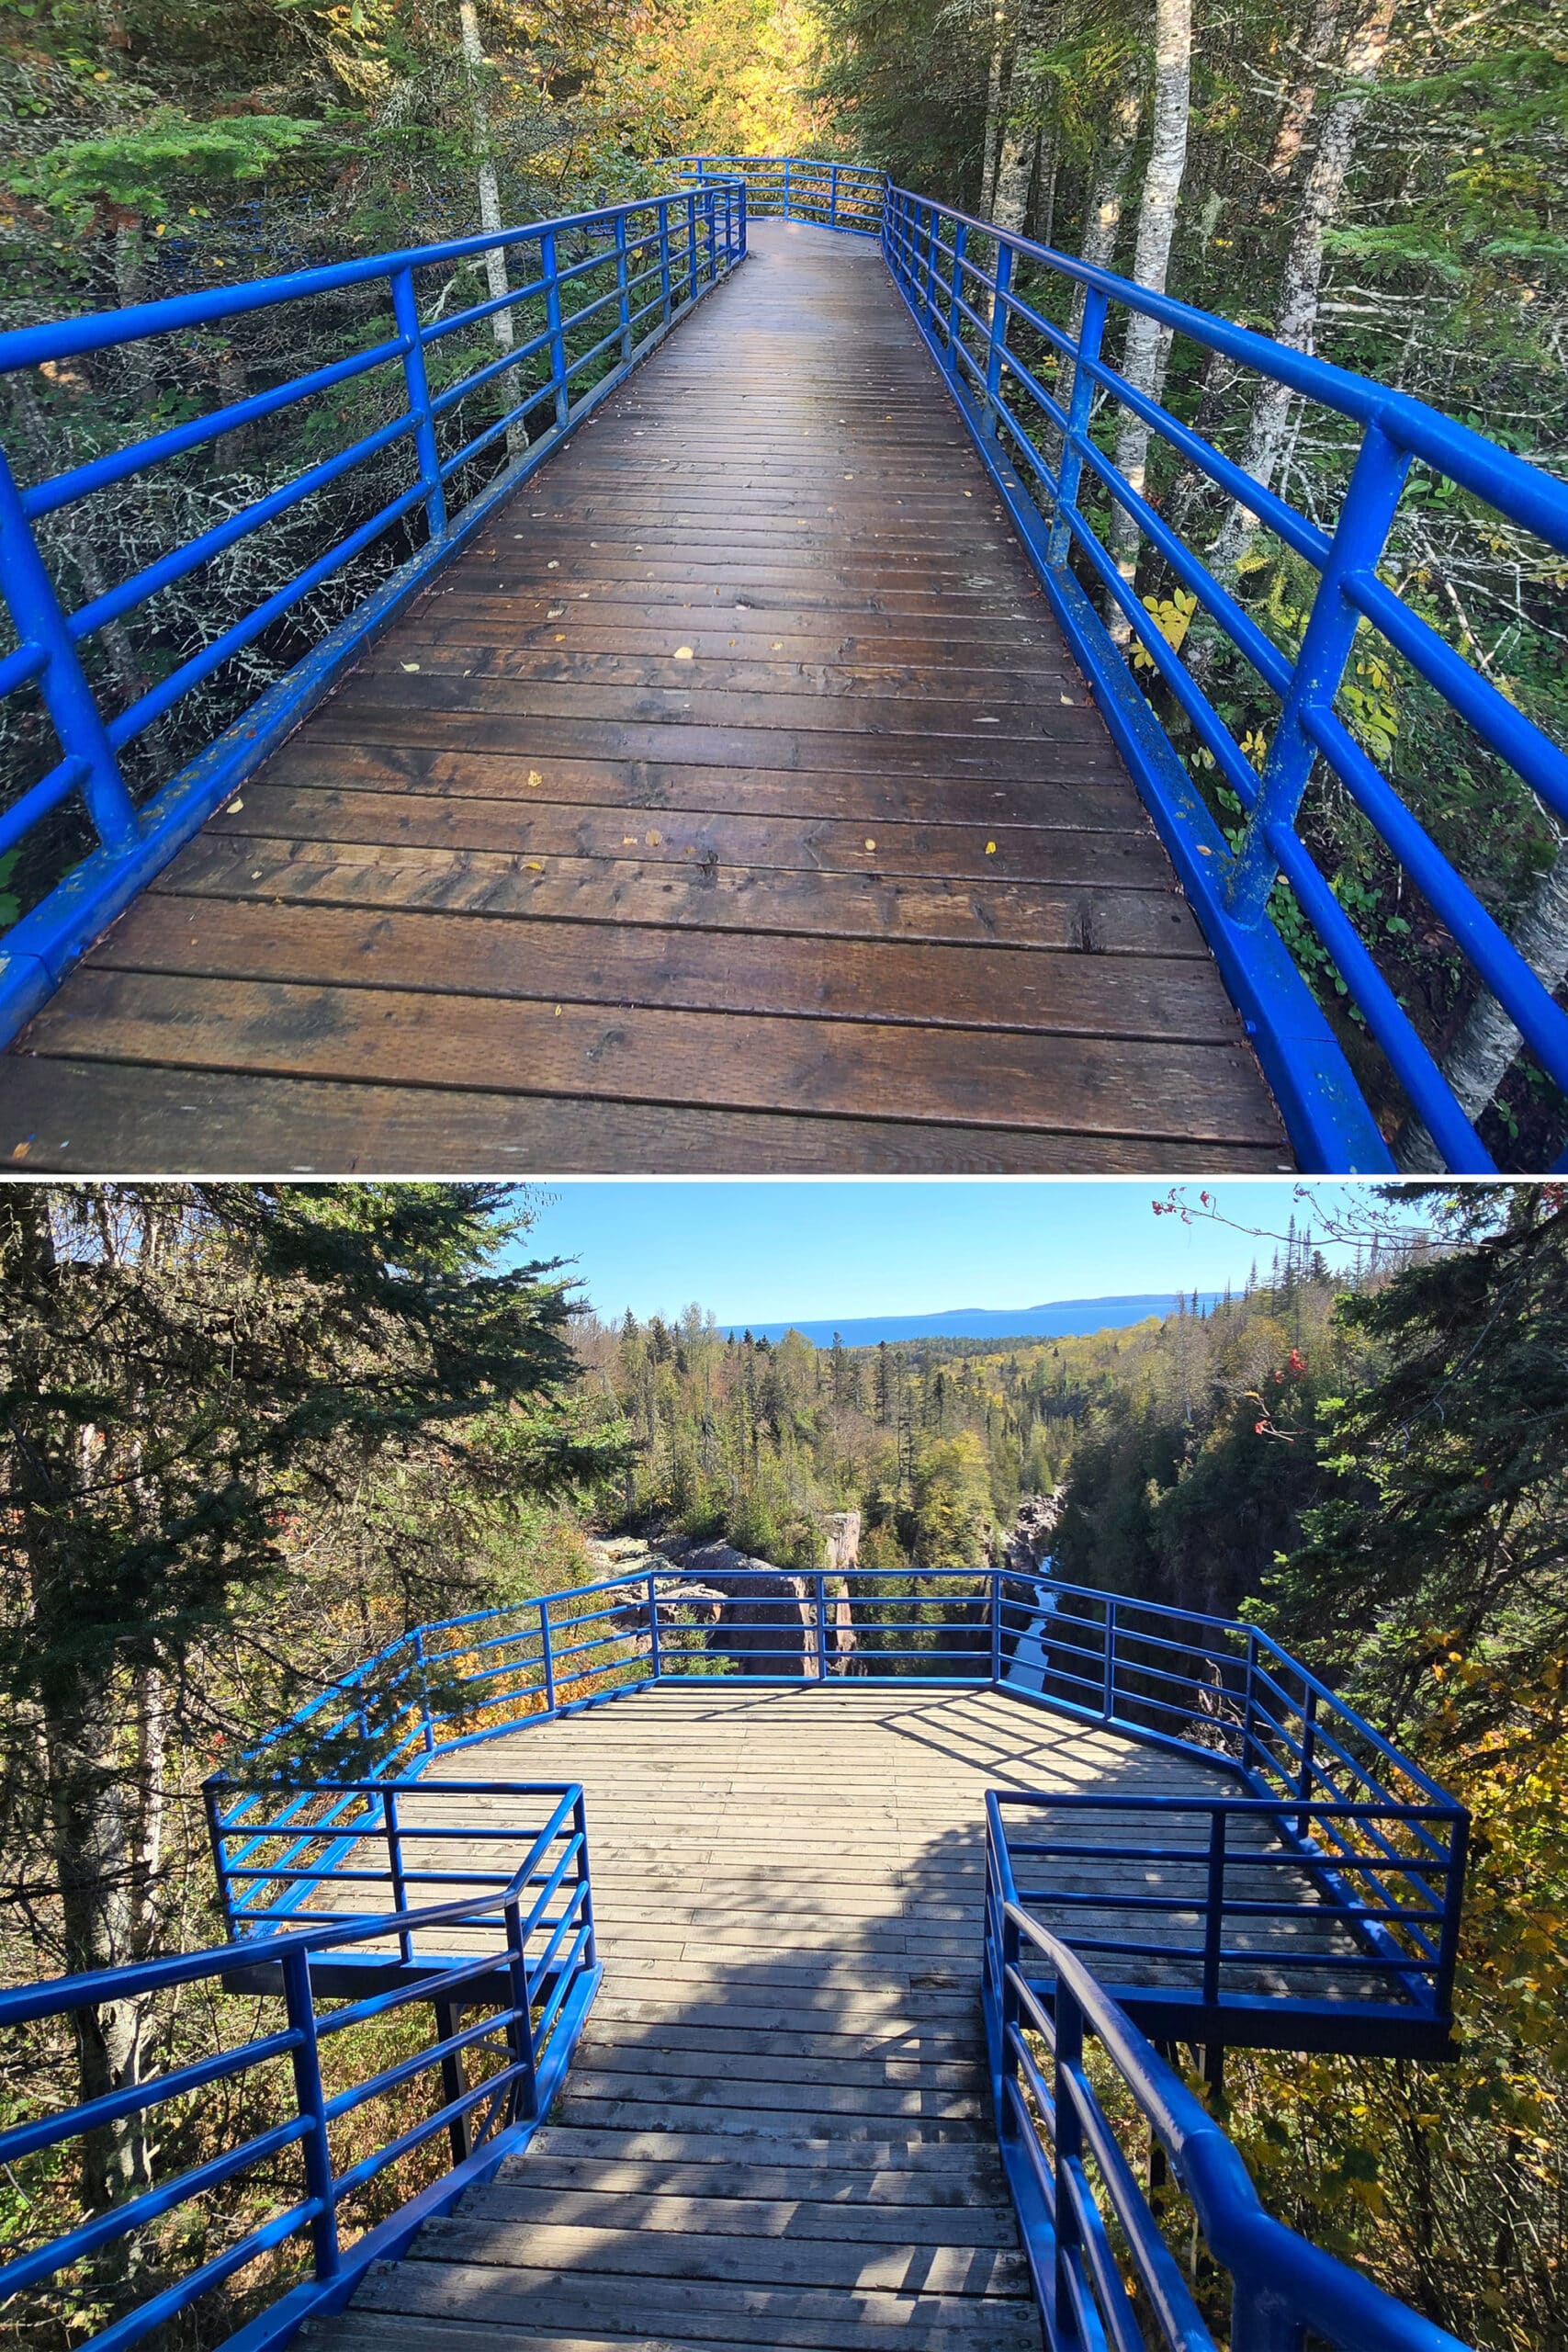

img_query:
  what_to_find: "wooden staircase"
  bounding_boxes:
[311,1687,1052,2350]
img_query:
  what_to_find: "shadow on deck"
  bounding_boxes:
[289,1684,1402,2352]
[4,223,1290,1174]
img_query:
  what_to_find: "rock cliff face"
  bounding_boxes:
[1004,1492,1062,1578]
[654,1537,859,1677]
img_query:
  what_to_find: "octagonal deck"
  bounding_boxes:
[312,1686,1379,2352]
[6,223,1288,1175]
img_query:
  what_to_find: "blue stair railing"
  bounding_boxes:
[982,1875,1472,2352]
[0,179,743,1045]
[1,1576,1471,2351]
[0,1782,597,2352]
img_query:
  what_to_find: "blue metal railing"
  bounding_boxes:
[675,154,886,235]
[874,180,1568,1174]
[0,179,743,1042]
[982,1884,1471,2352]
[0,1781,597,2352]
[228,1561,1464,2056]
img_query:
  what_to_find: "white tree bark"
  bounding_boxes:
[458,0,528,454]
[1208,0,1397,577]
[1266,0,1345,184]
[989,0,1052,233]
[1395,837,1568,1169]
[980,9,1009,215]
[1106,0,1192,639]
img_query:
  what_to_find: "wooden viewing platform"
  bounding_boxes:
[306,1685,1391,2352]
[3,222,1289,1175]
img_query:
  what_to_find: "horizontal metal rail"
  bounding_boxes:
[982,1882,1471,2352]
[988,1783,1466,2044]
[0,180,743,1043]
[0,1782,598,2352]
[672,156,886,235]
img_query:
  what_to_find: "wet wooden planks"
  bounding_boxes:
[308,1686,1371,2352]
[6,220,1290,1174]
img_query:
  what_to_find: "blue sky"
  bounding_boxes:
[513,1181,1418,1326]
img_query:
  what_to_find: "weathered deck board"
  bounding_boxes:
[5,221,1289,1174]
[306,1685,1383,2352]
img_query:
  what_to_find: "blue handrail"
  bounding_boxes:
[0,1781,598,2352]
[0,179,744,1043]
[982,1859,1472,2351]
[874,181,1568,1175]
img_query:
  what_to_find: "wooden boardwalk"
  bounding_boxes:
[5,223,1289,1175]
[310,1686,1378,2352]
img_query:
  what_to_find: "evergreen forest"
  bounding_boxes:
[1,1181,1565,2346]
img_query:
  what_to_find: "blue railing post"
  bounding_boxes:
[998,1908,1021,2139]
[990,1570,1002,1684]
[982,239,1012,439]
[647,1573,662,1679]
[1053,1984,1083,2338]
[1241,1626,1258,1770]
[540,229,570,431]
[390,265,447,542]
[1202,1806,1227,2013]
[684,192,699,306]
[1048,284,1108,569]
[1295,1685,1318,1836]
[0,445,140,854]
[815,1575,829,1679]
[784,155,792,218]
[202,1775,238,1940]
[947,220,966,361]
[539,1599,556,1713]
[1224,419,1412,928]
[829,164,840,229]
[502,1892,541,2122]
[383,1785,412,1964]
[413,1626,435,1755]
[659,199,675,323]
[614,214,632,363]
[574,1789,598,1968]
[281,1943,341,2281]
[1434,1809,1470,2023]
[1102,1600,1117,1723]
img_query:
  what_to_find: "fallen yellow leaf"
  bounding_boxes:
[986,841,998,854]
[674,646,694,661]
[864,838,876,850]
[525,859,544,871]
[527,771,544,787]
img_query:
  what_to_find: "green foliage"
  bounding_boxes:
[11,110,320,223]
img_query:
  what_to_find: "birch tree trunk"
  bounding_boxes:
[458,0,527,453]
[1208,0,1397,577]
[1394,838,1568,1169]
[980,10,1009,215]
[989,0,1052,233]
[1266,0,1345,185]
[1106,0,1192,639]
[1061,63,1143,450]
